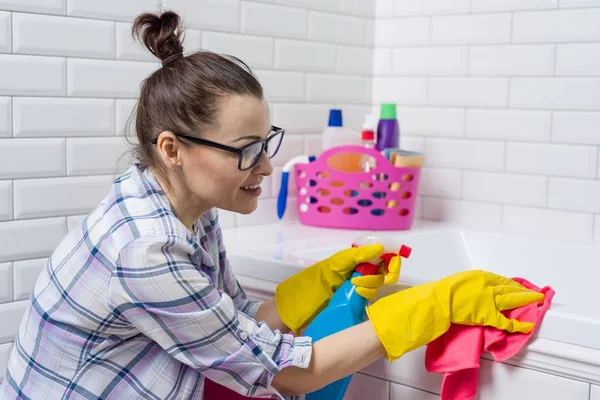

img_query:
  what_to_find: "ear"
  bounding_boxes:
[155,131,182,170]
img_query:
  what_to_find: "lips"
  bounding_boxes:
[240,183,261,190]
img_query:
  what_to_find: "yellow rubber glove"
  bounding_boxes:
[276,244,384,334]
[366,269,546,362]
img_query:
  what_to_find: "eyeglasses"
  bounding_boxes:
[151,125,285,171]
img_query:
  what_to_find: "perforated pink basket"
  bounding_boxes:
[295,145,421,230]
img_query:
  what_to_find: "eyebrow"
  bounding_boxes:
[232,135,263,143]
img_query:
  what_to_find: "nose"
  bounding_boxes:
[253,150,273,177]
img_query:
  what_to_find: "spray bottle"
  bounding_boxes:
[304,236,411,400]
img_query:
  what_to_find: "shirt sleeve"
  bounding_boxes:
[213,213,262,319]
[107,234,312,399]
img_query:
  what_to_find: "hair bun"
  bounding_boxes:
[132,10,184,63]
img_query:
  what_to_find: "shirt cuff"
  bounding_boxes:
[276,334,312,370]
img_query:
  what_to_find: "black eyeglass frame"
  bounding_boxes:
[151,125,285,171]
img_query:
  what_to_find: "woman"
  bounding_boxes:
[0,11,543,400]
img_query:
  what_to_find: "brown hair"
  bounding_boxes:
[126,10,264,185]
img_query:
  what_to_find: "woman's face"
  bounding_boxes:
[177,94,274,215]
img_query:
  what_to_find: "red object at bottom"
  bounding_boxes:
[204,378,268,399]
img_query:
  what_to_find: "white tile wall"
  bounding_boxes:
[66,137,131,176]
[469,45,554,76]
[431,14,512,45]
[0,301,27,343]
[398,107,464,137]
[14,98,115,137]
[203,32,273,69]
[466,109,551,142]
[0,262,12,303]
[0,11,10,53]
[509,78,600,110]
[0,0,65,15]
[274,39,336,72]
[0,181,12,221]
[556,43,600,76]
[552,111,600,145]
[242,2,307,39]
[12,258,46,301]
[0,55,65,96]
[67,0,160,22]
[13,13,115,58]
[0,138,65,179]
[0,97,10,137]
[513,8,600,43]
[506,143,597,178]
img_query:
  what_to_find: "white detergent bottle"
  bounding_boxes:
[321,109,362,172]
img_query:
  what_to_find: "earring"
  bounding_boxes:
[175,166,182,173]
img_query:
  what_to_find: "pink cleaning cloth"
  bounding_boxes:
[424,277,555,400]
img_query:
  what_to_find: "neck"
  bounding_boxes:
[152,167,209,233]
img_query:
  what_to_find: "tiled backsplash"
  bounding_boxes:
[374,0,600,241]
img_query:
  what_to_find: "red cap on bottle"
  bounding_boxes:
[361,130,374,141]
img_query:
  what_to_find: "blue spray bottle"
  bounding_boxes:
[303,239,412,400]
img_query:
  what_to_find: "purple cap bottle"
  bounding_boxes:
[376,103,400,151]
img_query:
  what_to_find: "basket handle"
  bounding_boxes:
[319,145,391,167]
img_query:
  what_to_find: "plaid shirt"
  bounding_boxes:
[0,163,311,400]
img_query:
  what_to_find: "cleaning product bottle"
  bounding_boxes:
[321,109,362,172]
[375,103,400,151]
[360,115,377,172]
[303,237,411,400]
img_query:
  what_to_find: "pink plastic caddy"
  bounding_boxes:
[295,145,421,231]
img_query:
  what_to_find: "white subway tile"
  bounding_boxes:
[469,45,554,76]
[503,205,593,240]
[242,2,306,39]
[68,0,159,21]
[237,198,280,226]
[376,0,395,16]
[420,168,462,198]
[337,46,373,75]
[0,262,11,303]
[14,176,113,219]
[275,39,336,72]
[510,78,600,110]
[0,217,66,262]
[68,59,157,98]
[339,0,375,17]
[337,105,372,131]
[549,177,600,213]
[216,208,237,229]
[272,103,331,133]
[423,198,502,229]
[553,111,600,145]
[399,136,427,153]
[66,214,87,231]
[0,55,65,96]
[506,143,597,178]
[116,99,137,136]
[0,97,9,137]
[256,70,305,102]
[513,8,600,42]
[466,109,551,142]
[0,339,11,382]
[432,14,511,45]
[393,47,468,76]
[429,78,508,107]
[390,383,438,400]
[307,74,368,104]
[560,0,600,5]
[472,0,557,12]
[67,137,131,176]
[0,181,11,221]
[168,0,239,31]
[372,77,428,106]
[278,0,338,11]
[345,373,390,400]
[14,98,114,138]
[0,0,65,15]
[203,31,273,69]
[595,215,600,241]
[309,11,366,45]
[304,134,322,156]
[13,13,114,59]
[598,151,600,179]
[426,138,505,171]
[556,43,600,76]
[394,0,470,16]
[397,107,464,137]
[13,258,46,301]
[271,134,305,166]
[375,18,429,46]
[115,22,200,62]
[463,171,547,206]
[0,138,65,179]
[0,12,10,53]
[373,48,392,75]
[0,301,27,343]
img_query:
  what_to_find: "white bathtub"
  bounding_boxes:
[224,221,600,397]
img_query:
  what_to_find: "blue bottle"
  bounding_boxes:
[303,270,372,400]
